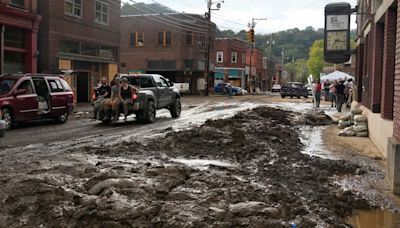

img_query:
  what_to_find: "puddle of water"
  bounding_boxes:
[171,158,237,170]
[300,126,338,160]
[347,209,400,228]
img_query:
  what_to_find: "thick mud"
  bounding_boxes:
[0,107,374,227]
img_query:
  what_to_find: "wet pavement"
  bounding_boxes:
[0,95,400,227]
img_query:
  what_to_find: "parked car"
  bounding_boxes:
[281,82,308,99]
[0,110,5,137]
[305,84,313,95]
[173,83,190,95]
[214,83,245,95]
[0,74,74,129]
[271,84,282,92]
[99,74,181,123]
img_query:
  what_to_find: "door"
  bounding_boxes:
[153,76,169,108]
[77,72,89,102]
[160,77,175,105]
[47,78,68,116]
[14,79,38,121]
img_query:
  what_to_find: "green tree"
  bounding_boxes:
[307,39,325,79]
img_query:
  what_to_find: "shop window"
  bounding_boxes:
[65,0,82,18]
[95,0,109,25]
[231,52,237,63]
[158,31,172,46]
[5,27,25,49]
[59,40,80,54]
[184,60,193,70]
[81,42,98,56]
[216,51,223,63]
[4,51,25,74]
[186,31,193,45]
[99,46,116,59]
[10,0,25,8]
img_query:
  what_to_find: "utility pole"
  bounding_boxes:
[204,0,223,96]
[247,18,267,93]
[281,46,284,82]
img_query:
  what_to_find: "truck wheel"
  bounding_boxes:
[54,112,68,124]
[304,96,308,99]
[144,101,156,123]
[170,98,181,118]
[297,96,301,99]
[2,108,14,130]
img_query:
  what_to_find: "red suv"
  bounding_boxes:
[0,74,74,129]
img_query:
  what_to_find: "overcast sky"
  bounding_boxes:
[123,0,357,34]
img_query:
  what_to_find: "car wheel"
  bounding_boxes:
[144,101,156,123]
[54,112,68,124]
[304,96,308,99]
[297,96,301,99]
[170,98,181,118]
[2,108,14,130]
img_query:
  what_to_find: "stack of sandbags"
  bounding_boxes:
[337,108,368,137]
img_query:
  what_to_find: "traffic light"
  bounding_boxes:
[246,29,255,43]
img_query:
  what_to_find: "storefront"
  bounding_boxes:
[0,7,41,74]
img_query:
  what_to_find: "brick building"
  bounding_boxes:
[246,48,267,92]
[355,0,400,194]
[0,0,41,74]
[120,13,214,93]
[213,38,248,88]
[38,0,120,102]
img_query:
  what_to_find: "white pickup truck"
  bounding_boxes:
[173,83,190,95]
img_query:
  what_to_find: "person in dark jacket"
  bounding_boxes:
[335,80,346,112]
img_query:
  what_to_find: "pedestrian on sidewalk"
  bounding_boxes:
[329,81,337,108]
[314,80,322,108]
[324,80,330,101]
[335,80,346,112]
[225,83,233,98]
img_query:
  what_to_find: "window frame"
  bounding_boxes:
[185,31,193,46]
[95,0,109,26]
[10,0,25,8]
[216,51,223,63]
[16,79,34,95]
[158,31,173,47]
[65,0,82,18]
[136,31,144,47]
[231,51,237,63]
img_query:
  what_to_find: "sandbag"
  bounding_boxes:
[344,126,355,132]
[354,115,367,123]
[356,132,369,137]
[351,108,363,115]
[354,125,368,133]
[338,120,351,129]
[338,130,356,137]
[354,121,368,127]
[340,114,352,121]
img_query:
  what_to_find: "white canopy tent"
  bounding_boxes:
[320,71,354,82]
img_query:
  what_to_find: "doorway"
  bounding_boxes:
[77,72,89,102]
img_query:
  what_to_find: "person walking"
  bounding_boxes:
[119,77,135,121]
[324,80,330,101]
[314,80,322,108]
[225,83,233,98]
[335,80,346,112]
[329,81,337,108]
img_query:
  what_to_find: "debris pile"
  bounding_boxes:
[338,108,368,137]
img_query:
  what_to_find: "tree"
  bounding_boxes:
[307,39,326,79]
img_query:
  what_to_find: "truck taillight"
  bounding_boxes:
[131,89,138,100]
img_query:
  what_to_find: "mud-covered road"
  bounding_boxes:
[0,96,399,227]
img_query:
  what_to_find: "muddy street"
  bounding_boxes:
[1,97,398,227]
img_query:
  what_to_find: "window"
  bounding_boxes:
[99,46,116,59]
[130,32,144,47]
[59,40,80,54]
[81,42,98,56]
[95,0,109,25]
[60,79,72,91]
[231,52,237,63]
[158,31,172,46]
[10,0,25,8]
[0,79,17,94]
[4,52,24,74]
[184,60,193,70]
[17,80,34,95]
[216,51,223,63]
[186,31,193,45]
[160,78,169,87]
[65,0,82,17]
[48,79,64,92]
[5,27,25,48]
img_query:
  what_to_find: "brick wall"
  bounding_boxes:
[382,9,397,120]
[393,1,400,140]
[371,22,384,112]
[362,32,372,109]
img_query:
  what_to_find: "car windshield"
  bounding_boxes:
[128,76,156,88]
[0,79,17,94]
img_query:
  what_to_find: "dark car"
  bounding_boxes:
[98,74,181,123]
[281,82,308,99]
[0,74,74,129]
